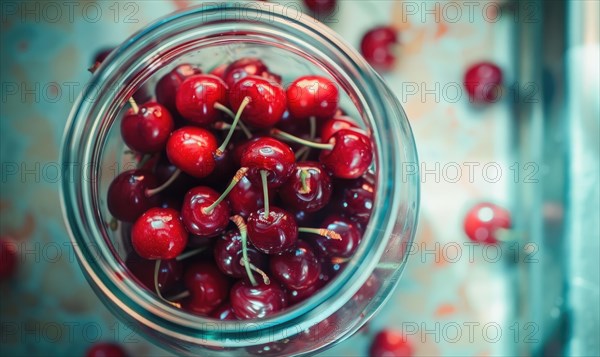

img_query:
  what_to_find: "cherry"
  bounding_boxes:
[360,26,399,71]
[230,280,287,319]
[279,161,332,212]
[152,152,197,197]
[319,129,373,179]
[125,252,183,295]
[121,101,174,153]
[156,63,202,112]
[131,207,188,260]
[183,261,230,314]
[464,202,511,244]
[88,47,114,73]
[228,176,274,218]
[320,116,364,142]
[214,229,268,279]
[270,241,321,290]
[175,74,228,125]
[369,329,413,357]
[241,137,296,188]
[210,63,228,79]
[464,62,503,103]
[309,215,361,258]
[286,280,319,305]
[247,207,298,254]
[85,342,129,357]
[107,169,160,222]
[304,0,337,17]
[229,75,286,129]
[0,238,18,280]
[166,126,218,178]
[223,57,269,87]
[286,75,339,120]
[331,172,375,225]
[181,186,231,238]
[210,302,238,320]
[231,136,263,167]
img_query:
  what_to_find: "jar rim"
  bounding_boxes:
[60,3,419,349]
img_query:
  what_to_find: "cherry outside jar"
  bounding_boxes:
[60,4,419,356]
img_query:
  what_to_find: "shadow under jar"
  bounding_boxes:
[60,4,419,356]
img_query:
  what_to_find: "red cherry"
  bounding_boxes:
[247,207,298,255]
[360,26,398,71]
[183,261,230,315]
[320,116,364,142]
[231,136,263,167]
[270,241,321,290]
[85,342,129,357]
[210,63,228,79]
[131,207,188,260]
[241,137,296,188]
[319,129,373,179]
[156,64,202,111]
[125,252,183,295]
[464,202,511,244]
[0,238,18,280]
[107,169,160,222]
[214,229,268,278]
[309,215,361,258]
[230,280,287,319]
[369,329,414,357]
[166,126,217,178]
[228,176,275,218]
[223,57,269,87]
[229,75,286,129]
[121,101,174,153]
[304,0,337,16]
[464,62,503,103]
[279,161,332,212]
[210,302,238,320]
[330,172,375,225]
[181,186,231,238]
[175,74,228,125]
[287,75,339,120]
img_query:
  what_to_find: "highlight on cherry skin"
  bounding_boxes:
[105,57,377,322]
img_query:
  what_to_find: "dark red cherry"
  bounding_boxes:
[369,329,414,357]
[230,280,287,319]
[210,302,238,320]
[286,280,319,305]
[270,241,321,290]
[279,161,332,212]
[166,126,217,178]
[286,75,339,120]
[320,116,365,142]
[247,207,298,255]
[0,238,18,280]
[304,0,337,16]
[210,63,228,79]
[183,261,230,315]
[331,172,375,224]
[276,110,313,151]
[464,62,503,103]
[319,129,372,179]
[181,186,231,238]
[107,169,160,222]
[292,210,318,227]
[464,202,511,244]
[85,342,128,357]
[231,136,263,167]
[175,74,228,125]
[309,215,361,258]
[229,176,274,219]
[125,252,183,295]
[121,102,174,153]
[223,57,269,87]
[214,229,268,278]
[241,137,295,188]
[360,26,398,72]
[153,152,197,197]
[229,75,286,129]
[199,146,236,191]
[156,64,202,111]
[131,207,188,260]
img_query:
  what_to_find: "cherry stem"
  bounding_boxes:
[201,167,248,215]
[154,260,164,299]
[137,153,152,169]
[298,227,342,240]
[231,215,258,287]
[270,129,334,150]
[214,102,252,139]
[299,169,311,194]
[309,116,317,139]
[215,96,251,156]
[295,147,309,160]
[145,169,182,197]
[260,170,270,219]
[128,97,139,114]
[175,246,207,261]
[238,258,270,285]
[331,257,350,264]
[165,290,190,301]
[108,217,118,231]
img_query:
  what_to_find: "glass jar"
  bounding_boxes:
[60,3,419,356]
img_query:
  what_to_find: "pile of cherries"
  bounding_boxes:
[106,57,375,320]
